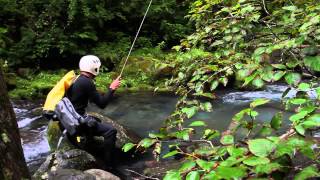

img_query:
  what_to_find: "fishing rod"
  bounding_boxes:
[119,0,153,77]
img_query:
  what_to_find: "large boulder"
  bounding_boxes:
[33,149,99,179]
[116,56,174,82]
[46,113,141,151]
[88,112,141,148]
[85,169,121,180]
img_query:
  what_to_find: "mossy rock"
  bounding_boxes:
[47,121,74,151]
[47,113,141,151]
[33,149,99,179]
[117,56,174,80]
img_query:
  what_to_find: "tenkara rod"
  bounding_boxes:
[119,0,153,77]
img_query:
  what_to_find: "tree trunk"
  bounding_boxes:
[0,66,30,179]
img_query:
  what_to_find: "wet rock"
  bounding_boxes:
[49,169,96,180]
[33,149,98,179]
[85,169,120,180]
[88,112,141,148]
[46,121,75,151]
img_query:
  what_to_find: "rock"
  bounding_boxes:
[85,169,120,180]
[47,112,141,151]
[87,112,141,148]
[117,56,174,82]
[49,169,96,180]
[33,149,99,179]
[46,120,75,151]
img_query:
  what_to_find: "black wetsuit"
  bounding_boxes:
[66,74,117,165]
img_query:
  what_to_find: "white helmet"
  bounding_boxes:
[79,55,101,76]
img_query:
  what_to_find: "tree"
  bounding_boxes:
[0,66,30,179]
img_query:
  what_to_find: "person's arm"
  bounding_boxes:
[89,76,121,109]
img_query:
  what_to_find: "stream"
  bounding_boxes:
[14,84,318,174]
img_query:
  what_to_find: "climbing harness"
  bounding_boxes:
[119,0,153,77]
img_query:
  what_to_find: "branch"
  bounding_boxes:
[280,128,296,140]
[262,0,270,15]
[125,169,160,180]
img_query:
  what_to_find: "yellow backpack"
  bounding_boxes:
[43,70,77,111]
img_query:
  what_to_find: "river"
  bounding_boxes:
[14,84,318,174]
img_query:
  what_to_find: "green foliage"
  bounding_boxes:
[122,1,320,179]
[0,0,192,68]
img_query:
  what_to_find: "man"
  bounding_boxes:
[66,55,121,165]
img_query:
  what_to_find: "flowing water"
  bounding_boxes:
[15,84,317,173]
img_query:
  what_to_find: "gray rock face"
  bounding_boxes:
[85,169,120,180]
[48,169,96,180]
[33,149,98,179]
[88,112,141,148]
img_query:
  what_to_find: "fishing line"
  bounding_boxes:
[119,0,153,77]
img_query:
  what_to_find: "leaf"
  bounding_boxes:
[243,73,257,86]
[271,112,283,130]
[298,83,311,91]
[252,77,265,89]
[220,135,234,145]
[295,124,305,135]
[272,64,287,70]
[138,138,156,148]
[202,171,218,180]
[282,6,297,11]
[254,47,267,55]
[182,107,198,118]
[149,133,166,139]
[285,73,301,86]
[227,146,247,158]
[243,156,270,166]
[196,159,215,171]
[216,166,247,179]
[306,114,320,123]
[304,56,320,72]
[164,170,182,180]
[122,143,136,152]
[211,40,224,46]
[273,71,286,81]
[250,98,270,108]
[219,77,228,87]
[282,87,292,98]
[294,165,320,180]
[289,111,309,122]
[163,150,179,158]
[176,130,190,141]
[259,125,273,136]
[254,163,281,174]
[194,92,215,99]
[248,139,276,157]
[201,102,213,112]
[316,87,320,99]
[290,98,307,105]
[189,121,207,127]
[210,80,219,90]
[186,171,200,180]
[179,161,196,173]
